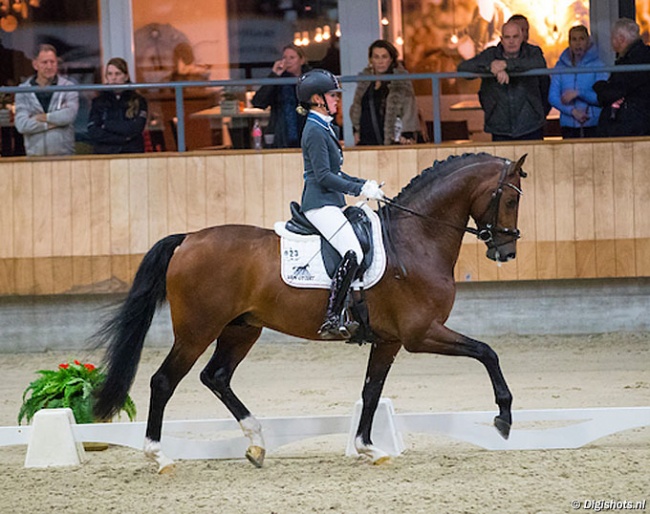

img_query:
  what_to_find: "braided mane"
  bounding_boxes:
[390,152,499,206]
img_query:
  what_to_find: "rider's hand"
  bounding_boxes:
[361,180,385,201]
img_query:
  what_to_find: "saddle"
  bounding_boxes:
[285,201,374,278]
[284,201,377,345]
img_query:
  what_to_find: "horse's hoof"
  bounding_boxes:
[245,445,266,468]
[158,462,176,474]
[494,416,511,440]
[372,455,391,466]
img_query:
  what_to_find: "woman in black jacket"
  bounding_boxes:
[252,44,310,148]
[88,58,148,154]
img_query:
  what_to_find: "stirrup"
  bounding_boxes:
[318,317,341,340]
[339,321,360,340]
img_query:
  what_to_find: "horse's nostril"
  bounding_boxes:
[506,252,516,261]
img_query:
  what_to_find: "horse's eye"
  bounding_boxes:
[506,198,518,209]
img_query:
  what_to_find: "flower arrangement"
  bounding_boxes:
[18,360,136,425]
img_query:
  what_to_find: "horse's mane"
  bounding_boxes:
[389,152,500,206]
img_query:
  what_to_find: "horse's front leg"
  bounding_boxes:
[404,323,513,439]
[355,341,402,464]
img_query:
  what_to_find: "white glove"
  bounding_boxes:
[360,180,384,201]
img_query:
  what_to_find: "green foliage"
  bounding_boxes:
[18,360,136,425]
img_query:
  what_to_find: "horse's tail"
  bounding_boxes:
[93,233,187,420]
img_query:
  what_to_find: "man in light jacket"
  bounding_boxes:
[15,44,79,156]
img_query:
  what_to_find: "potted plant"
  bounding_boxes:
[18,359,137,426]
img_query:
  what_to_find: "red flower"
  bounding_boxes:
[84,363,95,372]
[59,363,69,369]
[74,360,81,365]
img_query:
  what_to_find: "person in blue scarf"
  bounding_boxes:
[549,25,607,138]
[296,69,384,339]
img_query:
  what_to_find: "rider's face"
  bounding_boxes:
[324,92,339,115]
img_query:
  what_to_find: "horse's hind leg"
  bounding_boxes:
[199,323,265,467]
[145,334,214,473]
[355,341,402,464]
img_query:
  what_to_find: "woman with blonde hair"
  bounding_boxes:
[87,57,148,154]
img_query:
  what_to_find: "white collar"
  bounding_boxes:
[310,110,333,124]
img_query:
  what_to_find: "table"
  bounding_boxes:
[191,106,270,149]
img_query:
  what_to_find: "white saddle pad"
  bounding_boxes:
[274,203,387,289]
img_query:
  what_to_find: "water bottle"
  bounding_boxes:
[252,120,263,150]
[393,116,402,143]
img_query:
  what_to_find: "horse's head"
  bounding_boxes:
[474,154,527,262]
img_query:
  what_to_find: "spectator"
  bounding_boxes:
[14,44,79,156]
[549,25,607,139]
[593,18,650,137]
[457,21,548,141]
[87,58,148,154]
[252,44,310,148]
[508,14,551,116]
[350,40,420,146]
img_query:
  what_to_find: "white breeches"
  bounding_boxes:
[304,205,363,264]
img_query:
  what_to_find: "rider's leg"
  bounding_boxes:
[305,206,363,339]
[319,250,359,338]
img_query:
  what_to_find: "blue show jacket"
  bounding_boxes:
[300,112,365,212]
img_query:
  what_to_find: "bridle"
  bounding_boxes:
[471,161,524,248]
[380,159,525,246]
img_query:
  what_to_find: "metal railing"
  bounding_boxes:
[1,63,649,152]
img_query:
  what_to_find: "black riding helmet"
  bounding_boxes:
[296,68,342,116]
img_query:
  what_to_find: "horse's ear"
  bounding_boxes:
[512,154,527,178]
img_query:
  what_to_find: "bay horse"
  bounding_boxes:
[93,152,527,473]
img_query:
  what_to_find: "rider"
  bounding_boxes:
[295,69,385,339]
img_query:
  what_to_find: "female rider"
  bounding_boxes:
[295,69,385,339]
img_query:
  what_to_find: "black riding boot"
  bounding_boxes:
[318,250,360,340]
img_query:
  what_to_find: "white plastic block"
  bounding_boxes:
[24,408,86,468]
[346,397,405,457]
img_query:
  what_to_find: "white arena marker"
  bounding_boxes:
[24,408,86,468]
[346,398,405,457]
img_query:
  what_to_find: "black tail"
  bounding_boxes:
[93,233,187,420]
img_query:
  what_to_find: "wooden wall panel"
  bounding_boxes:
[147,157,169,244]
[633,141,650,276]
[90,159,111,291]
[186,155,207,232]
[167,156,188,234]
[12,161,34,293]
[612,142,636,277]
[128,157,148,247]
[243,153,264,225]
[71,159,92,290]
[0,162,14,260]
[224,154,245,224]
[573,144,596,277]
[554,144,576,279]
[2,139,650,296]
[262,152,284,228]
[51,160,74,293]
[592,143,616,277]
[205,154,226,228]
